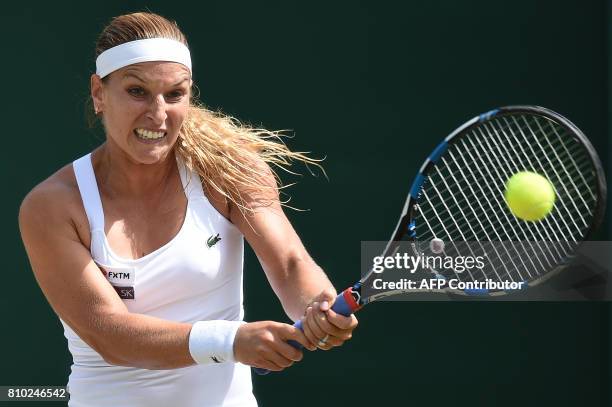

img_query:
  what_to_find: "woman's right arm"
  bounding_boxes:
[18,181,308,371]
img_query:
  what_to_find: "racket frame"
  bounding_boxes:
[359,105,607,303]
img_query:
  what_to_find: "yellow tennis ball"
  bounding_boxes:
[504,171,556,221]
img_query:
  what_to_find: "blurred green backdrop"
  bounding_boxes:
[2,1,609,406]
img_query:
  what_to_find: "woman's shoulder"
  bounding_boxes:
[19,161,91,245]
[22,162,81,209]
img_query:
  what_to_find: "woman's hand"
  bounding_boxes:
[233,321,315,371]
[301,289,359,350]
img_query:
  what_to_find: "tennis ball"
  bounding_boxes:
[504,171,556,222]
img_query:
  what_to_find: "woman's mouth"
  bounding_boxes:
[134,128,168,143]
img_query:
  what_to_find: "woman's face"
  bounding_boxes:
[91,61,192,164]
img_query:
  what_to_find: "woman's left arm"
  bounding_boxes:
[229,165,357,350]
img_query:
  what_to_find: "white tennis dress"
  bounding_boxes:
[62,152,257,407]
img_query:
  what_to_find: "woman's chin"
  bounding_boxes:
[133,149,173,165]
[128,139,176,164]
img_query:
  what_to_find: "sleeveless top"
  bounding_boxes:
[61,152,257,407]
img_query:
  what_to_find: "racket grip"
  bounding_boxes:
[253,287,360,376]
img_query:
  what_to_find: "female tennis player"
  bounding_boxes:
[18,12,357,407]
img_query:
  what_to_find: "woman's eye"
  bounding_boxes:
[166,91,185,101]
[126,87,185,101]
[128,87,145,97]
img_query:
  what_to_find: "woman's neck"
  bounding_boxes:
[92,143,177,200]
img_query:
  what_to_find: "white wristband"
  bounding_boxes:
[188,320,244,365]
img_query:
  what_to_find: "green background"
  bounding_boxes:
[2,1,609,406]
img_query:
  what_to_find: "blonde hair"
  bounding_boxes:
[91,12,321,214]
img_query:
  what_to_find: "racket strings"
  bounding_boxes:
[442,145,548,279]
[447,142,554,274]
[460,136,568,264]
[414,121,594,230]
[428,158,525,281]
[486,118,595,250]
[421,187,507,282]
[424,116,592,239]
[496,116,591,229]
[479,122,580,243]
[529,116,596,210]
[421,149,568,250]
[504,116,596,214]
[440,119,580,250]
[478,118,590,226]
[428,155,550,276]
[545,121,597,202]
[420,140,586,207]
[414,112,596,286]
[453,136,570,277]
[416,199,479,282]
[421,154,554,282]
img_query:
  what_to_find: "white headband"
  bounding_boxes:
[95,38,192,78]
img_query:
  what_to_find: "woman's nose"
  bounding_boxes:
[146,95,167,124]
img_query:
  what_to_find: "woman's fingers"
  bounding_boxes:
[325,307,358,337]
[301,301,359,350]
[234,321,310,370]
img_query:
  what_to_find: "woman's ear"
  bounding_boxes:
[90,74,105,114]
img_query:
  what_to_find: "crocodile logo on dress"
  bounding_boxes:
[206,233,222,248]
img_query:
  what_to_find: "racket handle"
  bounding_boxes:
[253,287,361,375]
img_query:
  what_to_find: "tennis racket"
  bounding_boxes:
[254,105,606,375]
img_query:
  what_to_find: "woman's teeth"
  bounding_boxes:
[135,128,166,140]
